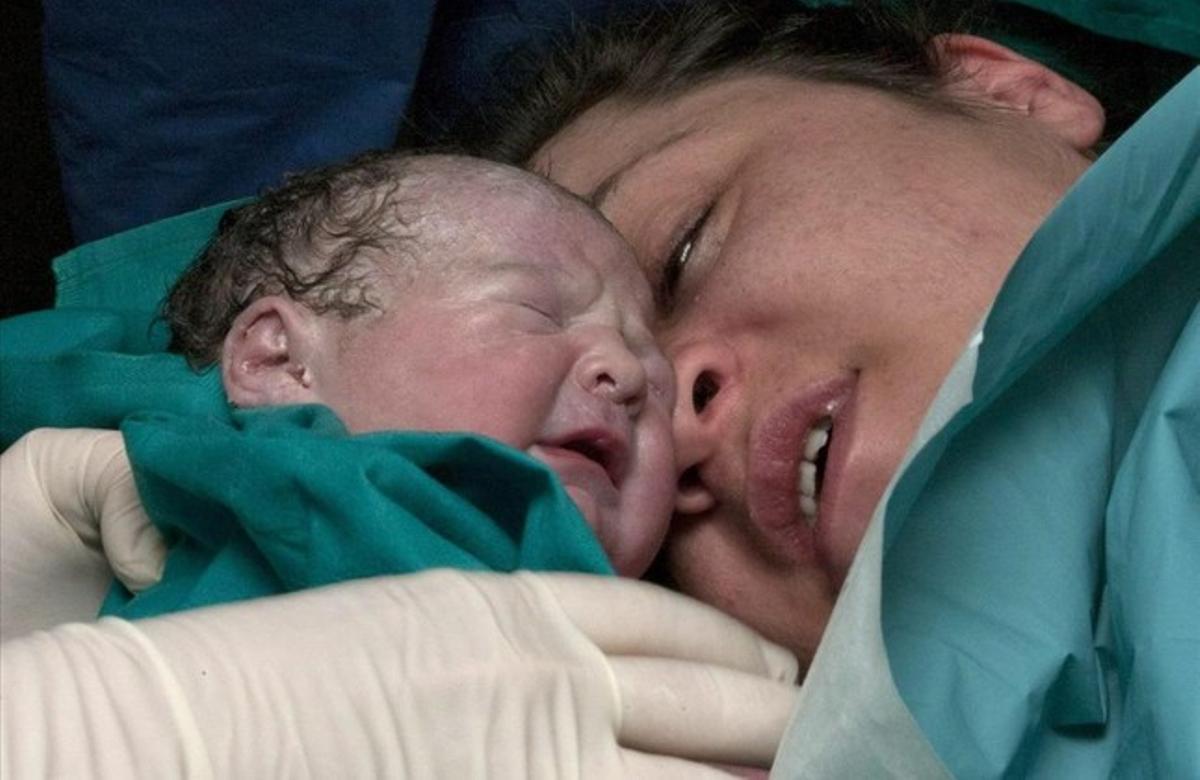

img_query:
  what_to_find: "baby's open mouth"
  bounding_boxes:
[550,430,628,488]
[797,416,832,527]
[561,439,617,485]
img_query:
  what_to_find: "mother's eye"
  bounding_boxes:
[657,204,713,314]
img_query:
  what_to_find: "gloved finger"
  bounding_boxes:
[22,428,102,547]
[611,655,798,768]
[618,748,749,779]
[18,428,166,594]
[69,429,165,592]
[533,572,798,682]
[95,450,166,592]
[91,432,165,590]
[1,438,117,640]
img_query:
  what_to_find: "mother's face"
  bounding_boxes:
[535,72,1095,662]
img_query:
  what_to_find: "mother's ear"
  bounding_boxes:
[222,296,327,408]
[932,34,1105,151]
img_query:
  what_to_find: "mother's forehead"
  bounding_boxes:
[533,73,894,188]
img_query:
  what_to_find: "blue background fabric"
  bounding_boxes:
[42,0,436,243]
[40,0,628,243]
[41,1,1199,244]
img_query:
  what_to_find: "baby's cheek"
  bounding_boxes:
[620,418,677,576]
[649,408,679,487]
[563,485,602,539]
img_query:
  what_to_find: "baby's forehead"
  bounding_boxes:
[406,155,652,310]
[415,154,576,208]
[496,200,651,302]
[427,158,600,232]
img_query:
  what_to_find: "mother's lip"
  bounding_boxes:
[746,375,856,571]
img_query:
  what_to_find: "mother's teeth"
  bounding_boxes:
[803,421,831,461]
[798,461,817,498]
[799,495,819,525]
[798,417,832,527]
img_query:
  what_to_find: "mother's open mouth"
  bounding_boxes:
[746,376,855,568]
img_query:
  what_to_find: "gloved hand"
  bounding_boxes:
[2,570,798,778]
[1,428,166,640]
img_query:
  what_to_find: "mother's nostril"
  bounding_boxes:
[692,371,719,413]
[678,464,704,491]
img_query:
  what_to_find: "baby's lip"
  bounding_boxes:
[539,427,630,488]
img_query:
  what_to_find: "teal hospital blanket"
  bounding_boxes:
[107,405,611,618]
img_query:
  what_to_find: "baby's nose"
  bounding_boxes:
[577,331,648,414]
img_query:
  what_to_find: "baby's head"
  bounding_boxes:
[166,151,675,576]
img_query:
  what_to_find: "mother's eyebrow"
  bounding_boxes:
[588,129,697,211]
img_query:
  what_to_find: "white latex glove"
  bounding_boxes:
[0,428,166,641]
[1,570,798,778]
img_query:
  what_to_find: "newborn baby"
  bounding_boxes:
[165,150,678,578]
[2,150,679,630]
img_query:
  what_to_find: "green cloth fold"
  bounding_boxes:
[106,405,611,619]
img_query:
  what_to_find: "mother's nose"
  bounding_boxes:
[671,339,740,514]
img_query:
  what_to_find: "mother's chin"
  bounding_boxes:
[663,513,838,669]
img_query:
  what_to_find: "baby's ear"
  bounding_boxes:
[222,296,326,408]
[932,34,1105,151]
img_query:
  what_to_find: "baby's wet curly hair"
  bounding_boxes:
[165,150,593,368]
[164,150,425,367]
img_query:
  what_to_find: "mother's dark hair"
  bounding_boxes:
[456,0,982,166]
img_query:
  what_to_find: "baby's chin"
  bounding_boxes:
[563,483,599,524]
[564,485,611,554]
[562,484,647,577]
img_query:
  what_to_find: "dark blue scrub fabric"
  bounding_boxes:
[41,0,1198,244]
[39,0,630,244]
[41,0,436,243]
